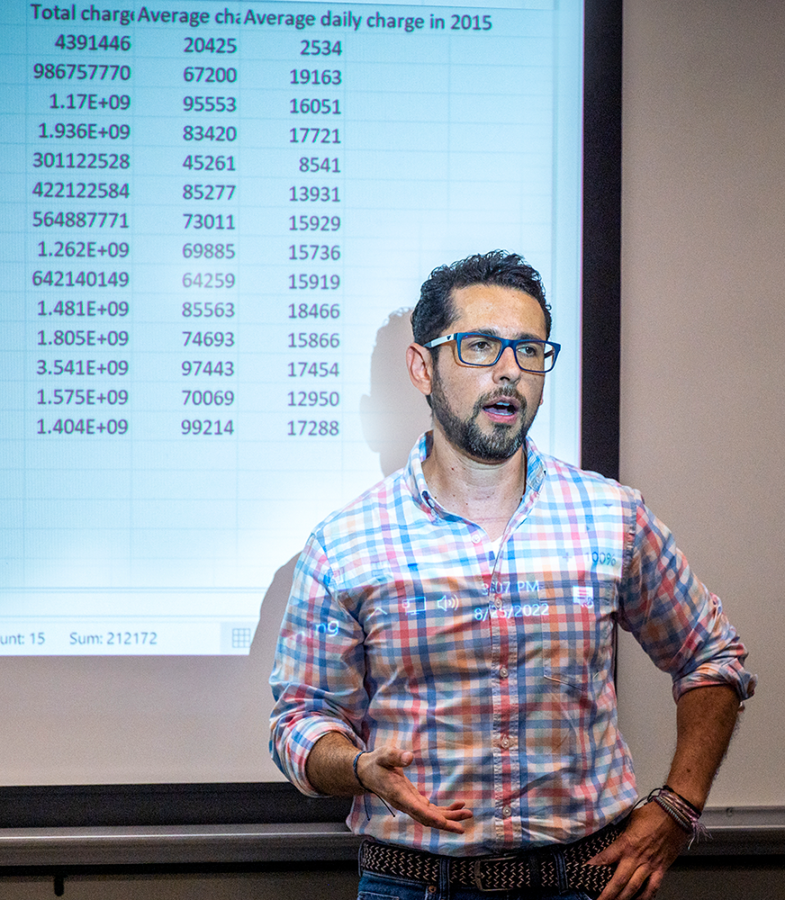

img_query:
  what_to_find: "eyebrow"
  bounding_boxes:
[462,328,545,341]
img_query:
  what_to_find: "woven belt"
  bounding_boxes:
[359,820,623,894]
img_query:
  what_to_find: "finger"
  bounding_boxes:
[445,804,473,819]
[588,849,621,867]
[442,807,473,820]
[421,799,473,820]
[376,746,414,769]
[388,794,472,831]
[637,869,665,900]
[437,819,469,834]
[587,838,626,867]
[401,799,472,824]
[616,868,650,900]
[597,864,649,900]
[404,804,468,833]
[595,859,639,900]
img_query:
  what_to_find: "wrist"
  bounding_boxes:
[353,750,370,793]
[662,783,704,816]
[643,785,709,847]
[351,749,398,820]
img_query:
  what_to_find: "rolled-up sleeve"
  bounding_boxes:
[618,498,757,703]
[269,532,369,796]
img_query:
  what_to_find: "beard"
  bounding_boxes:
[429,370,533,462]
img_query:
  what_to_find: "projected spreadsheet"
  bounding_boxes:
[0,0,583,654]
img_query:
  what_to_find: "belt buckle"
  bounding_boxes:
[472,855,515,892]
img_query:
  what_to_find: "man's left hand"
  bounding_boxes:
[588,802,690,900]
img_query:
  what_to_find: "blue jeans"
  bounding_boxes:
[358,871,596,900]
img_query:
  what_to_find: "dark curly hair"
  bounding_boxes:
[411,250,552,348]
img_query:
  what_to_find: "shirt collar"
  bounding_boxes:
[405,432,547,518]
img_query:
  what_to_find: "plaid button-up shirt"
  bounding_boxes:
[270,434,755,855]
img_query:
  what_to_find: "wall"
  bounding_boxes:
[616,0,785,811]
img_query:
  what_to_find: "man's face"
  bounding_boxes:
[428,283,548,463]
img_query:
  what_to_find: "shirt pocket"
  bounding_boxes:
[538,579,616,687]
[515,577,615,754]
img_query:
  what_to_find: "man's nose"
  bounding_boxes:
[493,345,521,380]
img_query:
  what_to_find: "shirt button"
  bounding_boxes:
[500,735,510,749]
[502,805,512,818]
[499,666,509,679]
[494,596,503,609]
[471,533,482,544]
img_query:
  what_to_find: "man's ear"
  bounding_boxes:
[406,343,433,398]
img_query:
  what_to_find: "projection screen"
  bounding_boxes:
[0,0,622,805]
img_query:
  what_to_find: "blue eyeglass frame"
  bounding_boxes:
[422,332,562,373]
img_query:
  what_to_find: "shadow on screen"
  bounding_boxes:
[358,307,432,480]
[249,307,431,667]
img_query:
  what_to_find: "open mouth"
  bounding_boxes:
[482,397,520,419]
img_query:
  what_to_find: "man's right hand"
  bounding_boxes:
[305,733,473,834]
[356,744,474,834]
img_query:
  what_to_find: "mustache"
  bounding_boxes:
[473,386,527,415]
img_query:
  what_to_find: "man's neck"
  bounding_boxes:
[421,428,528,541]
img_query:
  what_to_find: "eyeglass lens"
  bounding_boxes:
[457,335,554,372]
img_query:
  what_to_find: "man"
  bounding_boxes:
[270,251,755,900]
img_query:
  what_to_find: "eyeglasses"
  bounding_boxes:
[422,332,561,374]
